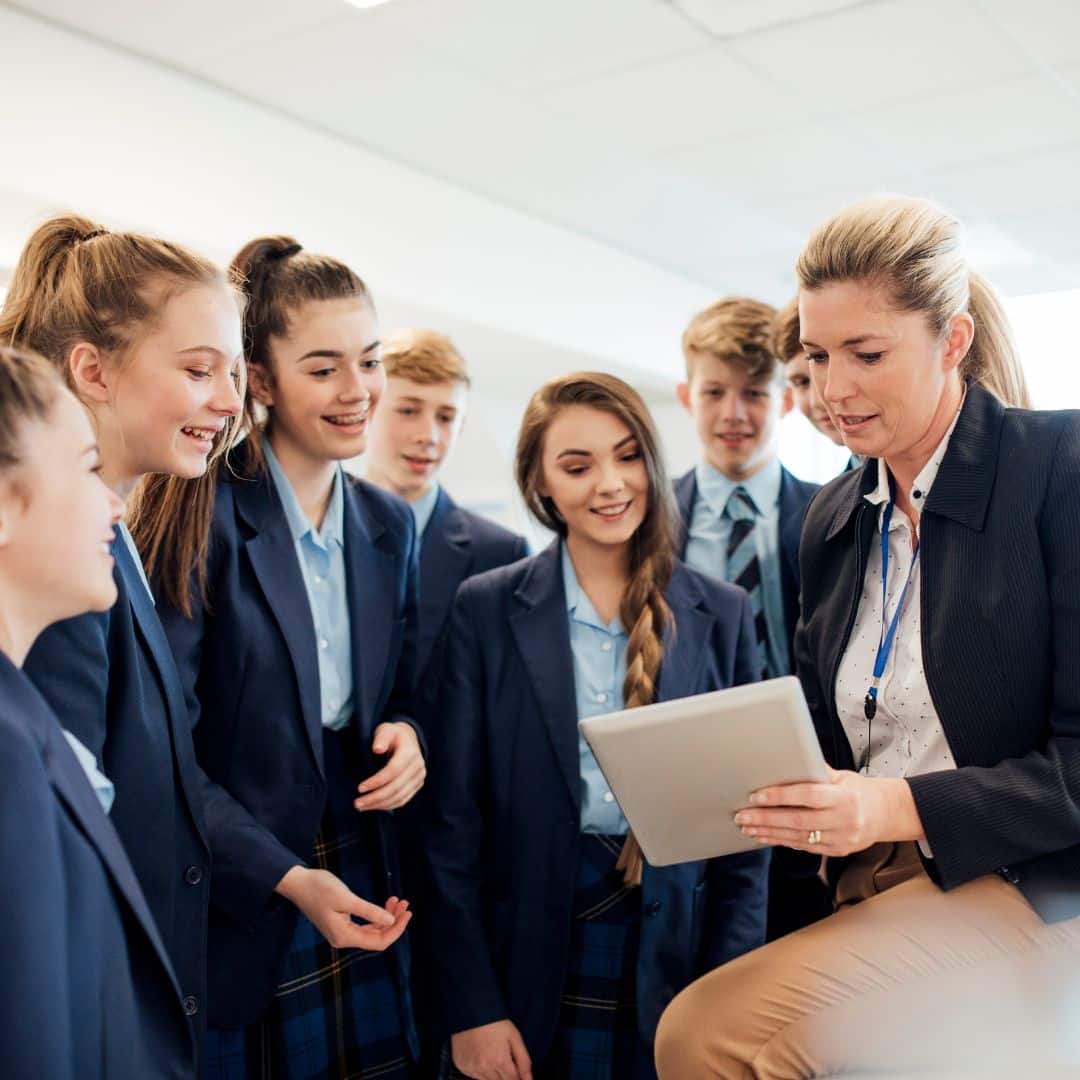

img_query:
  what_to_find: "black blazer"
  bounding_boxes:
[24,534,210,1037]
[425,544,770,1059]
[674,464,819,668]
[156,462,423,1028]
[416,488,528,681]
[0,651,193,1079]
[795,384,1080,923]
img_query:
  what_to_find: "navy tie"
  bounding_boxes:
[724,487,772,677]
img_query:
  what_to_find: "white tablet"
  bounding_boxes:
[578,675,828,865]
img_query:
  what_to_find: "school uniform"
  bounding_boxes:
[0,650,194,1079]
[156,445,423,1078]
[674,460,830,940]
[23,525,211,1051]
[426,542,770,1078]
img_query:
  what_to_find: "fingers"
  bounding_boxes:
[337,909,412,952]
[508,1027,533,1080]
[357,756,407,796]
[735,807,842,833]
[356,761,426,811]
[345,889,398,927]
[747,781,840,809]
[370,721,401,756]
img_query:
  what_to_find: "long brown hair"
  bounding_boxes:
[0,212,244,616]
[516,372,678,886]
[796,195,1031,408]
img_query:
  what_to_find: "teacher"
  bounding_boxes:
[655,195,1080,1078]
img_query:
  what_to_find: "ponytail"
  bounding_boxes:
[964,271,1031,408]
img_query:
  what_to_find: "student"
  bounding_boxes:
[365,328,528,683]
[0,214,245,1060]
[774,297,860,471]
[155,236,420,1079]
[674,297,830,941]
[655,197,1080,1078]
[0,345,193,1078]
[426,373,769,1080]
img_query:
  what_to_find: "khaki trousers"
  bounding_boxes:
[655,845,1080,1078]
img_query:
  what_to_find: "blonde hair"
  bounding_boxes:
[796,195,1031,408]
[516,372,678,886]
[771,297,803,363]
[382,329,470,387]
[0,345,64,471]
[682,297,779,381]
[0,213,245,618]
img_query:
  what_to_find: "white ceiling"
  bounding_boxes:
[8,0,1080,303]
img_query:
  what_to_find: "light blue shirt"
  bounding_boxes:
[410,484,441,549]
[117,522,153,604]
[561,544,629,836]
[265,443,354,731]
[63,729,115,815]
[684,457,790,678]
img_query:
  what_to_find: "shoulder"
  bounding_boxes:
[458,506,528,558]
[1001,404,1080,460]
[780,465,821,507]
[801,463,864,532]
[673,467,696,500]
[345,473,415,541]
[454,550,539,609]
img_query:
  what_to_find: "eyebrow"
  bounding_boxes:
[555,434,637,461]
[801,334,889,349]
[297,340,380,363]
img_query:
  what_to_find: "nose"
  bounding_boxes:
[213,367,243,417]
[107,488,124,526]
[720,392,747,423]
[420,412,439,448]
[596,457,626,495]
[818,356,854,406]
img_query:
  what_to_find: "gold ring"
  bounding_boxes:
[807,829,822,845]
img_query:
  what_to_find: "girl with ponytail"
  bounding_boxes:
[1,213,244,1068]
[656,196,1080,1078]
[153,235,422,1079]
[425,372,768,1080]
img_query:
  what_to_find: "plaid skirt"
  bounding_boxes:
[442,833,653,1080]
[207,725,415,1080]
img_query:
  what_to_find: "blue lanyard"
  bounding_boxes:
[863,500,920,723]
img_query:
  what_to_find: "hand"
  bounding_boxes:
[355,722,426,811]
[451,1020,533,1080]
[733,766,925,857]
[275,865,411,950]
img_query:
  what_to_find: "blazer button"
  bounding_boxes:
[645,901,662,917]
[182,995,199,1017]
[184,865,203,886]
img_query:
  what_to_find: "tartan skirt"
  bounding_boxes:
[207,724,415,1080]
[443,833,654,1080]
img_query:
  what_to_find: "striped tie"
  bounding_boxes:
[724,487,773,677]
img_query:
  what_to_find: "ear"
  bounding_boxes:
[943,312,975,373]
[0,477,29,550]
[247,362,276,407]
[676,381,692,413]
[68,343,112,405]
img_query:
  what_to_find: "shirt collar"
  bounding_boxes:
[264,440,345,550]
[410,484,441,539]
[865,392,967,515]
[560,542,625,635]
[695,455,782,517]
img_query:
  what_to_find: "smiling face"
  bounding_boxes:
[677,355,789,480]
[785,350,844,445]
[799,280,972,464]
[365,376,467,499]
[254,297,384,466]
[537,404,648,552]
[0,390,124,638]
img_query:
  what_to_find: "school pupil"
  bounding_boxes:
[674,296,832,941]
[153,236,422,1079]
[1,214,245,1064]
[425,373,769,1080]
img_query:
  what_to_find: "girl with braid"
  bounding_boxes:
[425,373,769,1080]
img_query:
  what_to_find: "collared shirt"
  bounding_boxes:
[410,484,441,548]
[684,457,789,677]
[264,443,354,731]
[117,522,153,604]
[63,728,115,815]
[561,544,629,835]
[834,405,964,780]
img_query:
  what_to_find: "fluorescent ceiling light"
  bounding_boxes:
[669,0,866,37]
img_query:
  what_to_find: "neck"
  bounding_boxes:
[565,531,630,623]
[706,452,774,484]
[94,415,140,500]
[884,376,964,513]
[0,585,46,667]
[367,461,432,504]
[267,430,337,530]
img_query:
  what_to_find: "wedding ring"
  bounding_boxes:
[807,829,822,846]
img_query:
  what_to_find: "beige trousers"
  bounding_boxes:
[655,845,1080,1078]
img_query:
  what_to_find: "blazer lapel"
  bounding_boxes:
[508,544,581,812]
[418,491,473,677]
[657,567,713,702]
[673,469,697,558]
[344,484,397,741]
[236,476,324,776]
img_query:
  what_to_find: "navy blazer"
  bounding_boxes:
[416,488,528,682]
[425,543,770,1059]
[23,534,210,1039]
[796,384,1080,923]
[0,652,193,1079]
[674,463,819,667]
[156,460,423,1028]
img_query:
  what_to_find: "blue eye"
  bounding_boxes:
[806,352,827,364]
